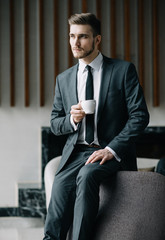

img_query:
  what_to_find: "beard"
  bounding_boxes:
[72,41,95,59]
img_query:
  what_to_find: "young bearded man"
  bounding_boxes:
[43,13,149,240]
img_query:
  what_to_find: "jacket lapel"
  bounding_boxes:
[67,64,82,131]
[97,57,114,123]
[68,64,79,105]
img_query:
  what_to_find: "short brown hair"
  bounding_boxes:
[68,13,101,37]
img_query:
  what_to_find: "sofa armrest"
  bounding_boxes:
[44,156,61,209]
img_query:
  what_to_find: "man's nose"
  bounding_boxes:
[74,37,80,46]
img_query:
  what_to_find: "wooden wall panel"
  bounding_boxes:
[0,0,162,107]
[96,0,101,51]
[96,0,101,20]
[10,0,15,106]
[138,0,145,90]
[124,0,130,61]
[82,0,87,13]
[110,0,116,58]
[24,0,29,107]
[39,0,44,106]
[68,0,73,68]
[54,0,59,83]
[153,0,159,106]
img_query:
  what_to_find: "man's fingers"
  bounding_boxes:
[85,151,102,165]
[70,103,85,116]
[70,109,83,115]
[71,102,83,110]
[100,157,107,165]
[70,102,86,124]
[85,149,114,165]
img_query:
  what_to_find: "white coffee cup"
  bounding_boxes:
[81,100,96,114]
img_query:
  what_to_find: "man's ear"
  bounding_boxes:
[96,35,101,45]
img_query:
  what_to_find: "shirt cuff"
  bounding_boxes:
[70,115,78,131]
[105,146,121,162]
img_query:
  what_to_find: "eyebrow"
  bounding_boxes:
[69,33,90,37]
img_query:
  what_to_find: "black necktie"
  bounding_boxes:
[85,65,94,144]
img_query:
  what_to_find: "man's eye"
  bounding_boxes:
[82,35,88,38]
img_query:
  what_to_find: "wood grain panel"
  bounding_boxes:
[124,0,130,61]
[96,0,101,20]
[110,0,116,58]
[82,0,87,13]
[68,0,73,68]
[10,0,15,106]
[24,0,29,106]
[96,0,101,51]
[54,0,59,83]
[39,0,44,106]
[138,0,145,90]
[153,0,159,106]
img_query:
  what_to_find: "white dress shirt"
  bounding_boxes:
[70,53,121,162]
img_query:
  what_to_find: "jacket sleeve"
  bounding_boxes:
[50,76,76,136]
[108,63,149,158]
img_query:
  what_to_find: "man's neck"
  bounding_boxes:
[80,50,99,65]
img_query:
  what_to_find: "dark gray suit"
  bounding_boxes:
[44,56,149,240]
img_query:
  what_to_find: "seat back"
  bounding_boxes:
[94,171,165,240]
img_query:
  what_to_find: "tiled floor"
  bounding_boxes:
[0,217,44,240]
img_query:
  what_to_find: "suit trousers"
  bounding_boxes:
[43,145,121,240]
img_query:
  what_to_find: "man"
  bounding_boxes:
[43,13,149,240]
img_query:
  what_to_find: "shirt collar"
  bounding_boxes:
[78,52,103,73]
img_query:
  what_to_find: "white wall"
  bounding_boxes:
[0,0,165,207]
[0,106,52,206]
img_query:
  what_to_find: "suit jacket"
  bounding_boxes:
[51,55,149,174]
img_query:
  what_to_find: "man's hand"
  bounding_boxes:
[85,148,114,165]
[70,102,85,124]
